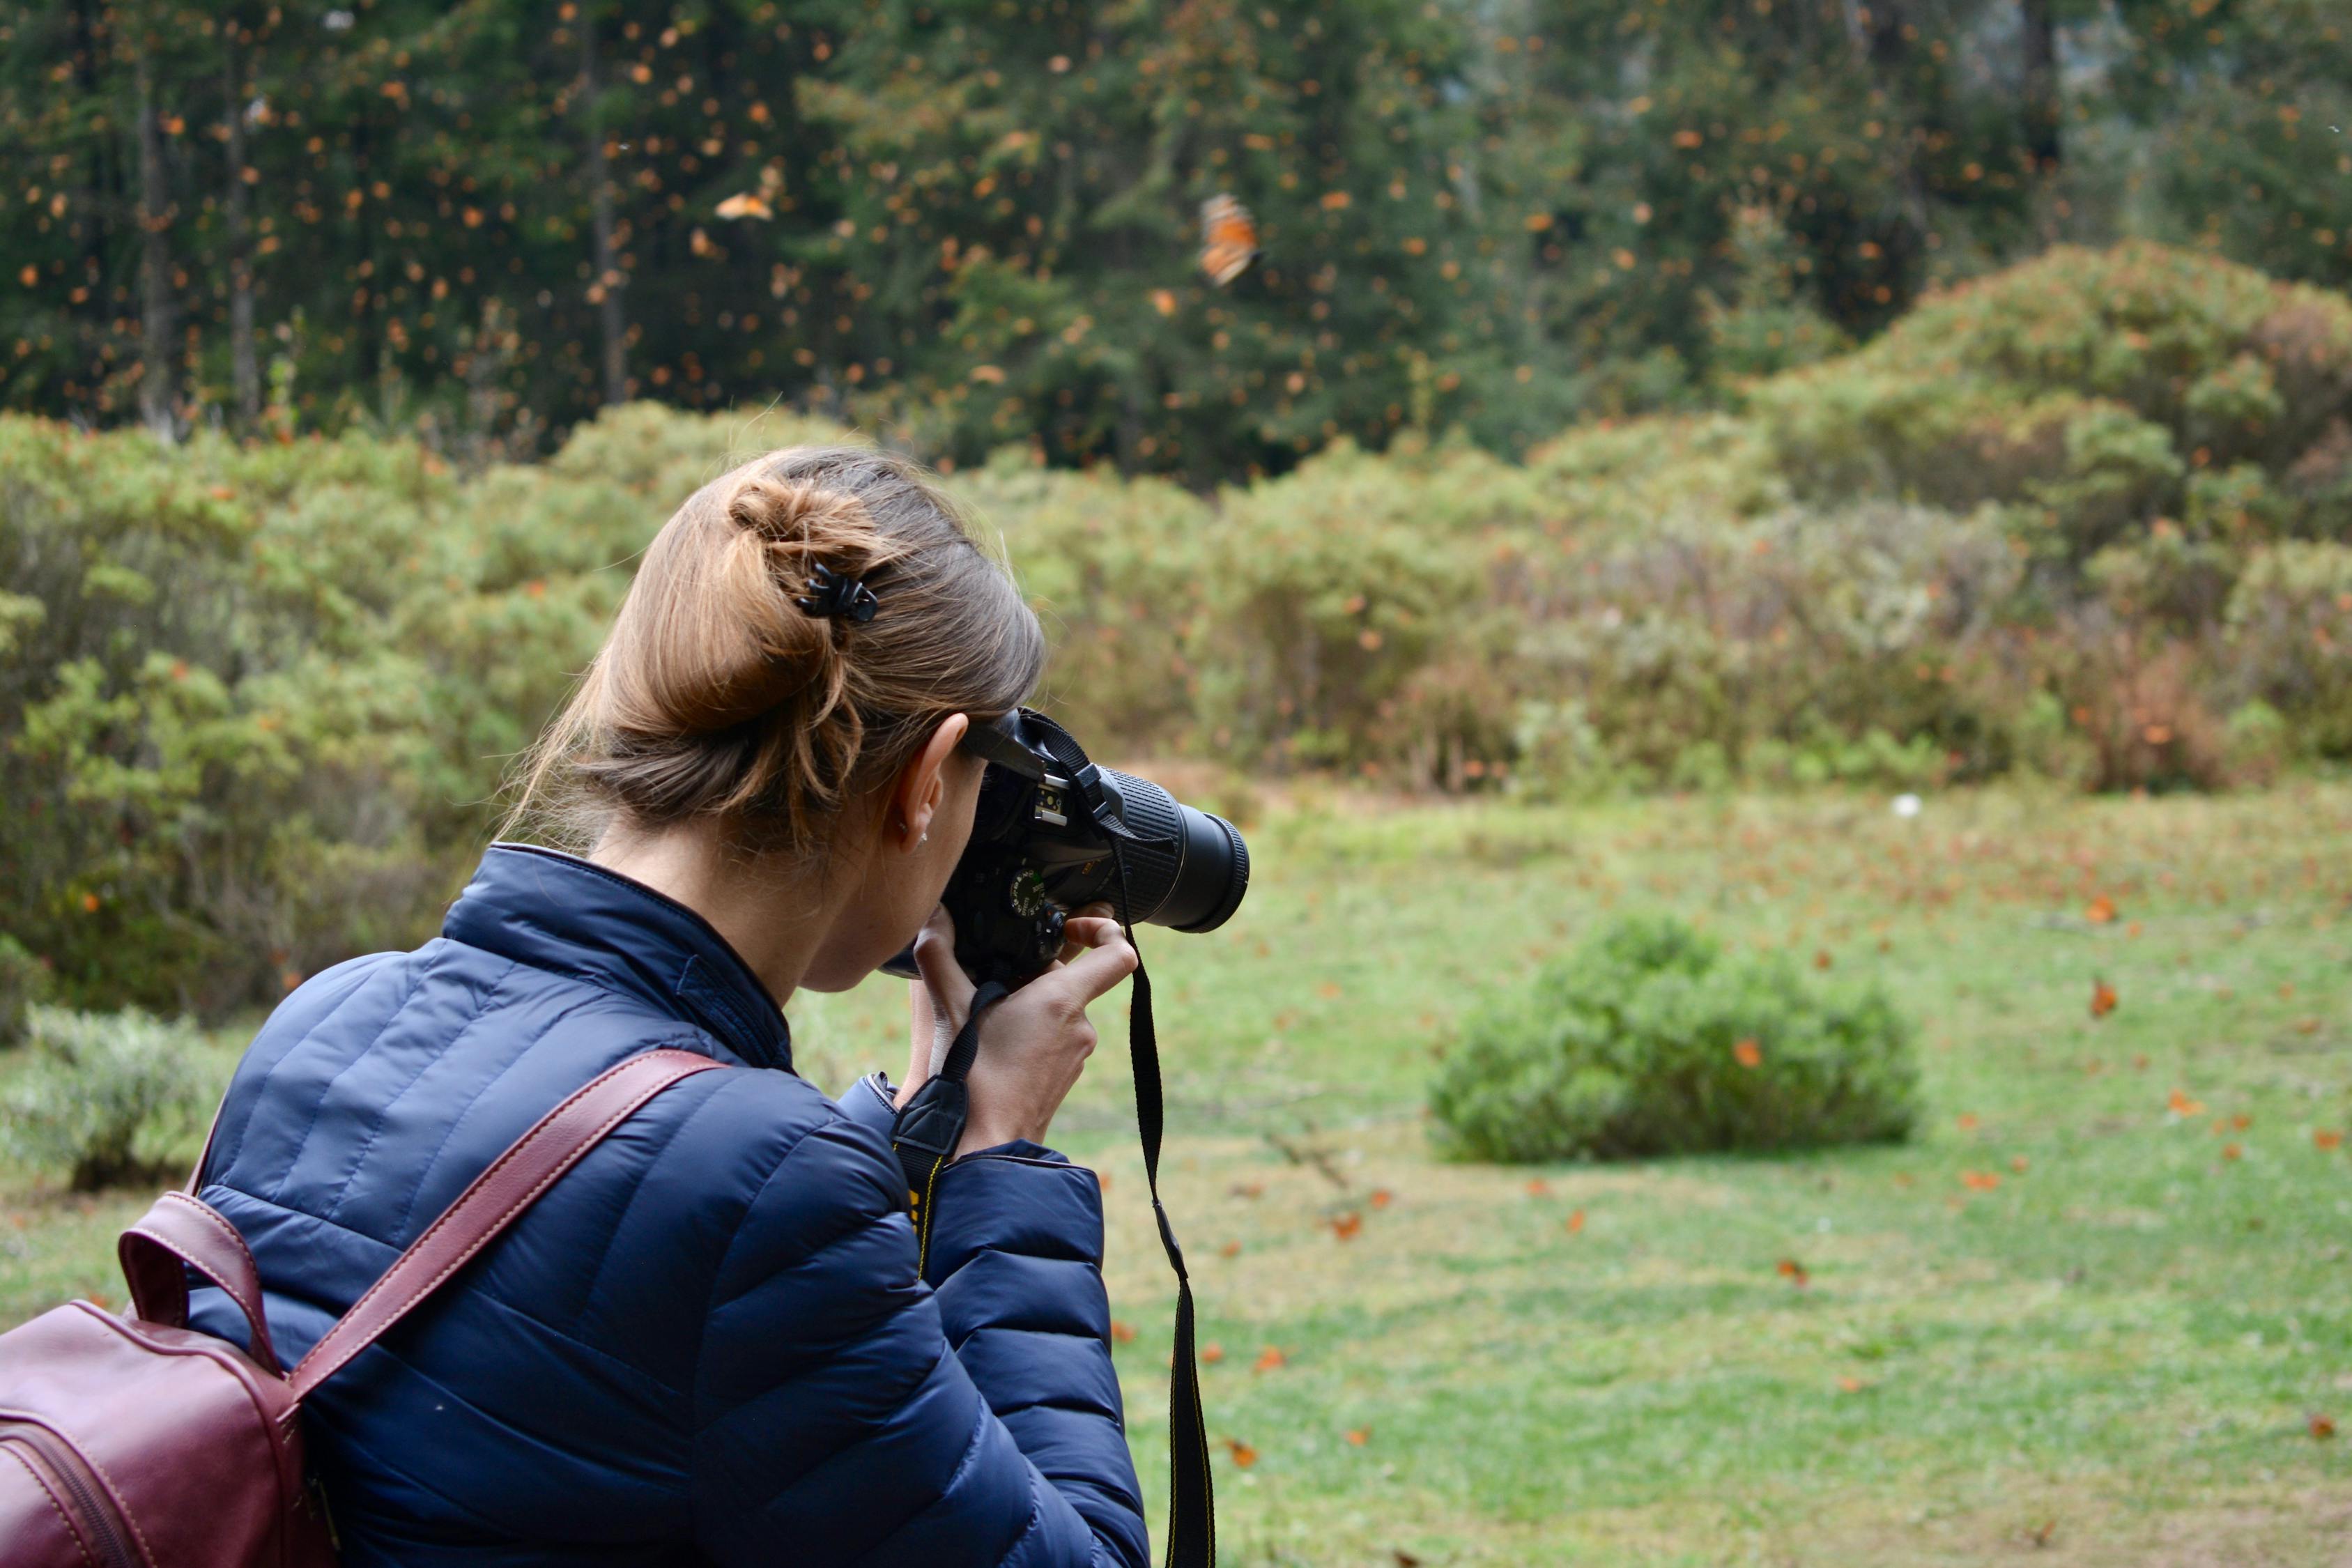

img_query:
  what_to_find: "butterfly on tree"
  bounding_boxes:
[1198,194,1259,286]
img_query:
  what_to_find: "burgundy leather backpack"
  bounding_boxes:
[0,1048,722,1567]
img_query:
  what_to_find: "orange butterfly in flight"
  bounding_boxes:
[1199,194,1259,286]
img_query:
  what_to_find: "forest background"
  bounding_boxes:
[2,0,2351,1017]
[7,0,2350,475]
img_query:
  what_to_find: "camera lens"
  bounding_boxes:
[1096,769,1251,934]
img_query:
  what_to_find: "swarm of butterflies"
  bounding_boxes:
[716,181,1261,288]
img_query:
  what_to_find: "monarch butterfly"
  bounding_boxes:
[714,191,773,221]
[1199,194,1259,286]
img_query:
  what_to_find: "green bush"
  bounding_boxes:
[10,243,2352,1022]
[0,1006,208,1191]
[1429,915,1920,1164]
[0,937,45,1048]
[0,405,859,1016]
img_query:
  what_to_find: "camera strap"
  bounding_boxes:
[1107,837,1217,1568]
[907,707,1215,1566]
[890,978,1010,1278]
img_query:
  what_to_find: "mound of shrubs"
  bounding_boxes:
[1429,916,1920,1163]
[0,1007,208,1192]
[7,242,2352,1019]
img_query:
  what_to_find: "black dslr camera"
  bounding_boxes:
[884,709,1250,986]
[882,709,1238,1562]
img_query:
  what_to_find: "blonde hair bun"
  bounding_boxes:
[512,447,1043,857]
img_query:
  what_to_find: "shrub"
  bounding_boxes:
[1189,440,1521,771]
[0,1006,207,1191]
[1429,915,1919,1163]
[0,936,45,1047]
[2224,541,2352,759]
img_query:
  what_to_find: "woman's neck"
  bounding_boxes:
[587,821,848,1007]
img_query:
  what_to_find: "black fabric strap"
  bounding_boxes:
[1110,838,1217,1568]
[892,978,1008,1277]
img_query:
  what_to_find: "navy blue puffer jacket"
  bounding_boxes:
[188,844,1147,1567]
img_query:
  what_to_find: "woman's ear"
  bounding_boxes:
[889,713,971,852]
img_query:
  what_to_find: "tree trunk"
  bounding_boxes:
[134,53,177,442]
[2020,0,2061,174]
[581,17,627,407]
[223,41,259,430]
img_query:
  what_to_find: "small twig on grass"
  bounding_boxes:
[1263,1130,1351,1190]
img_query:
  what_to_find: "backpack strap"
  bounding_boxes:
[286,1047,723,1402]
[121,1190,284,1373]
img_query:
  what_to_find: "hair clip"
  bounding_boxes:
[795,562,879,624]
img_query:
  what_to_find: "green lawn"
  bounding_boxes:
[8,783,2352,1563]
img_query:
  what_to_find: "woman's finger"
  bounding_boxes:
[1054,923,1139,1008]
[1056,901,1120,964]
[911,905,976,1022]
[1059,914,1125,950]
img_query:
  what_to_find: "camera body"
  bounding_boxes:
[884,709,1250,987]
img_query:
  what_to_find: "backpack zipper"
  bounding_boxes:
[0,1418,143,1568]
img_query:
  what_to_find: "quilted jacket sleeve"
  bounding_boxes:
[692,1106,1147,1568]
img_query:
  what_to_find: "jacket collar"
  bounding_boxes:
[443,843,793,1072]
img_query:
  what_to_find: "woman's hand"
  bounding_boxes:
[898,903,1136,1158]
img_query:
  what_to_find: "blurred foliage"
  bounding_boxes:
[0,1005,206,1190]
[0,937,45,1047]
[1428,913,1920,1162]
[1,1,2346,480]
[6,242,2352,1016]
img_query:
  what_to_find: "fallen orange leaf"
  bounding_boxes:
[2169,1089,2206,1117]
[1219,1239,1241,1258]
[2222,1142,2243,1161]
[1330,1211,1363,1241]
[2312,1414,2337,1440]
[2314,1130,2344,1151]
[2010,1155,2030,1174]
[1776,1258,1808,1287]
[1344,1427,1369,1446]
[2090,978,2119,1019]
[2086,895,2116,923]
[1836,1374,1866,1393]
[1525,1178,1551,1198]
[1223,1438,1258,1468]
[1201,1342,1224,1364]
[1960,1169,2001,1191]
[1732,1038,1762,1068]
[1254,1346,1285,1373]
[1956,1112,1979,1131]
[1369,1188,1393,1210]
[1565,1208,1585,1236]
[1110,1321,1137,1344]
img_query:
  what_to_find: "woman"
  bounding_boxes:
[190,447,1148,1567]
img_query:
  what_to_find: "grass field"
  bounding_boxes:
[8,783,2352,1564]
